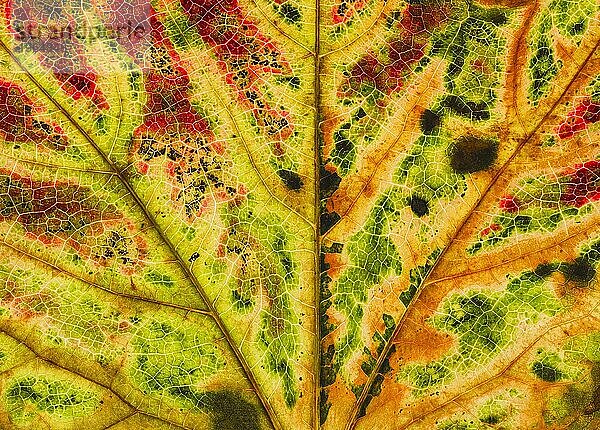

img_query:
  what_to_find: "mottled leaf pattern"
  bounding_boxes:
[0,0,597,429]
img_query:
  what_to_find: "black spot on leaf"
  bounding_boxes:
[532,361,562,382]
[409,195,429,217]
[203,391,261,430]
[420,109,441,134]
[534,262,557,278]
[559,257,596,286]
[320,211,341,235]
[277,169,303,190]
[320,166,342,199]
[442,95,490,121]
[449,136,499,174]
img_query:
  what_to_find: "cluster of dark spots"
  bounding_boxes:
[320,166,342,199]
[320,211,341,235]
[449,136,499,174]
[569,21,585,36]
[134,130,243,218]
[277,76,301,89]
[441,95,491,121]
[0,173,144,264]
[320,344,336,422]
[277,169,303,190]
[408,194,429,217]
[331,123,355,173]
[278,2,301,24]
[91,229,145,271]
[420,108,441,134]
[532,359,562,382]
[558,257,596,286]
[0,80,68,150]
[180,0,295,148]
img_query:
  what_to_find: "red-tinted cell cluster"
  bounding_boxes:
[557,98,600,139]
[6,0,109,109]
[341,4,450,98]
[560,160,600,207]
[496,160,600,214]
[0,170,146,273]
[332,0,368,25]
[478,160,600,241]
[499,195,520,213]
[0,79,68,149]
[180,0,295,155]
[102,0,246,218]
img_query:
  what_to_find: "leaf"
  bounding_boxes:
[0,0,598,429]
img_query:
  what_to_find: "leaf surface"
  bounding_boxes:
[0,0,598,429]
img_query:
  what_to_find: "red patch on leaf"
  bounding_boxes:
[0,170,147,273]
[7,0,109,109]
[499,195,520,213]
[342,4,450,97]
[557,98,600,139]
[180,0,295,154]
[560,160,600,207]
[0,79,68,149]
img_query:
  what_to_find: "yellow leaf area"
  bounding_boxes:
[0,0,598,428]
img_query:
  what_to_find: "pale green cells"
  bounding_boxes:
[5,376,99,424]
[548,0,598,39]
[430,4,508,121]
[215,203,300,407]
[131,319,225,399]
[394,134,466,203]
[530,348,582,383]
[541,331,600,426]
[437,390,520,429]
[527,12,562,104]
[401,270,562,393]
[0,265,126,366]
[400,248,442,307]
[162,5,200,51]
[333,192,403,372]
